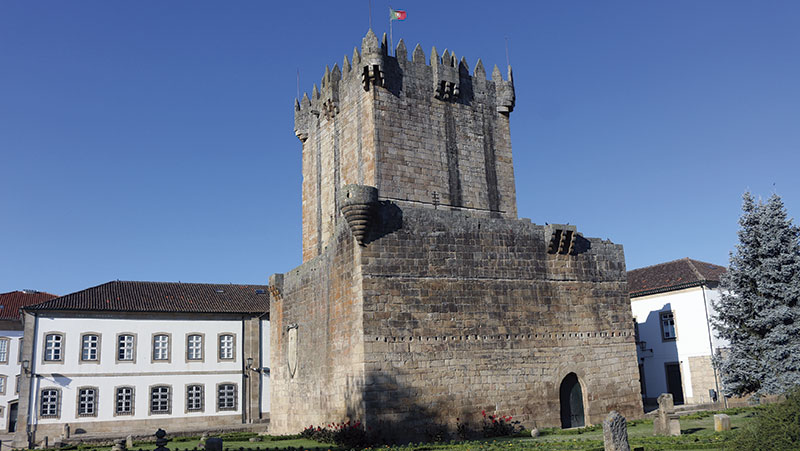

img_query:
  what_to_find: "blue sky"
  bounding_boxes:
[2,1,799,295]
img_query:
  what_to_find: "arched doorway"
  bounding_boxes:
[559,373,585,428]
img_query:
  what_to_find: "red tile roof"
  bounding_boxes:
[0,290,59,320]
[627,258,726,298]
[25,281,269,314]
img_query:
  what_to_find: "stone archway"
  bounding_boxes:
[559,373,585,428]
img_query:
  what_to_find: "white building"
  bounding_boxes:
[628,258,727,406]
[12,281,270,448]
[0,290,58,434]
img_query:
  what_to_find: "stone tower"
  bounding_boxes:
[294,29,517,261]
[270,30,642,440]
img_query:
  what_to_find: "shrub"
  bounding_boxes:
[725,387,800,450]
[480,410,523,438]
[301,420,370,449]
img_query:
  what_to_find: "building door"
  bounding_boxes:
[559,373,585,428]
[8,401,18,432]
[665,363,684,405]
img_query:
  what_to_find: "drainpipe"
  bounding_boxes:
[700,283,722,406]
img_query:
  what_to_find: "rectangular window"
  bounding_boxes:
[15,375,20,394]
[78,388,97,416]
[0,338,9,363]
[186,384,203,412]
[660,311,677,340]
[40,389,60,418]
[81,334,99,361]
[187,334,203,361]
[0,376,6,395]
[115,387,134,415]
[18,338,24,363]
[219,334,234,360]
[150,386,170,414]
[217,383,236,411]
[152,334,169,361]
[44,334,63,361]
[118,334,135,361]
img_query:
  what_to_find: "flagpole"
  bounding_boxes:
[389,6,394,55]
[368,0,372,30]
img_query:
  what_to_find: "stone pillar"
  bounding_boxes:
[243,317,261,422]
[653,393,681,436]
[714,414,731,431]
[12,312,38,448]
[603,411,631,451]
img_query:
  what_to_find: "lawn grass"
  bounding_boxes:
[75,406,759,451]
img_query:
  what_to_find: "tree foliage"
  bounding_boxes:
[713,192,800,396]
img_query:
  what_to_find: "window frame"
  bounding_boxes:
[116,333,137,363]
[149,385,172,415]
[79,332,101,364]
[76,386,99,417]
[151,333,172,363]
[660,310,678,341]
[217,333,236,362]
[0,337,9,364]
[185,383,205,413]
[39,387,61,419]
[43,332,65,363]
[0,375,6,395]
[216,382,237,412]
[114,386,135,417]
[15,374,20,394]
[186,333,204,362]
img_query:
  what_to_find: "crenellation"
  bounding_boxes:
[412,43,425,64]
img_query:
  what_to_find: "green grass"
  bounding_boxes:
[71,407,761,451]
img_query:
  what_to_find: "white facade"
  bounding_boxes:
[30,316,244,424]
[631,285,727,404]
[16,312,269,446]
[0,329,23,432]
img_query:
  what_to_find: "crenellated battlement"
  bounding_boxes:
[296,29,519,262]
[294,29,514,141]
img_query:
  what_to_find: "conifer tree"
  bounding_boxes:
[713,192,800,396]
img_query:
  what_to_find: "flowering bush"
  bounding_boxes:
[300,420,370,449]
[481,410,523,438]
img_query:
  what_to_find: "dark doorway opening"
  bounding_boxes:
[9,401,18,432]
[559,373,585,428]
[665,362,685,405]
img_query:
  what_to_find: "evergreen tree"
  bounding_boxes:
[713,192,800,396]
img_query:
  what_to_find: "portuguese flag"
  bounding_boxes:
[390,8,407,20]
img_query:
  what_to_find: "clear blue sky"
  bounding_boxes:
[2,1,799,296]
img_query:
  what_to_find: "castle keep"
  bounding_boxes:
[269,30,642,437]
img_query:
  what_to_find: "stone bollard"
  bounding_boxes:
[154,429,169,451]
[714,414,731,432]
[204,438,223,451]
[603,411,631,451]
[126,435,134,449]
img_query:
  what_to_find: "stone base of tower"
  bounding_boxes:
[269,203,643,440]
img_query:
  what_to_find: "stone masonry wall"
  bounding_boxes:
[269,221,366,434]
[357,206,642,437]
[296,31,517,262]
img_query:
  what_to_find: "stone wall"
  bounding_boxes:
[688,355,720,404]
[296,30,517,262]
[358,206,642,436]
[270,205,643,437]
[269,220,366,433]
